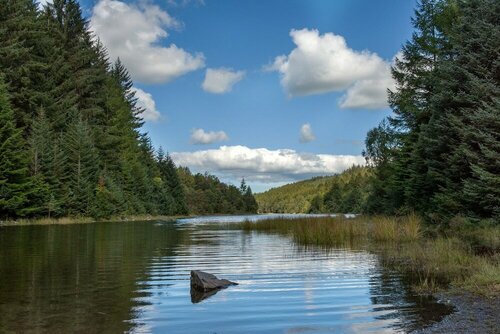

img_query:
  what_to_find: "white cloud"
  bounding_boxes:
[190,128,229,145]
[90,0,205,84]
[132,87,161,121]
[202,68,245,94]
[171,145,365,184]
[38,0,51,6]
[299,123,315,143]
[268,28,395,109]
[338,71,395,109]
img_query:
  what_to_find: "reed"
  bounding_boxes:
[398,212,422,241]
[371,216,398,241]
[232,214,499,295]
[380,237,500,295]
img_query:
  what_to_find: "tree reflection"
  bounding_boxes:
[0,221,188,333]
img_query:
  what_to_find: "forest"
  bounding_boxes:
[258,0,498,224]
[256,166,372,214]
[0,0,257,220]
[362,0,498,223]
[1,0,498,225]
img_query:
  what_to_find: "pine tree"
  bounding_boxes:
[0,77,33,217]
[62,115,99,215]
[243,186,258,213]
[240,178,247,194]
[364,0,459,216]
[324,182,342,213]
[441,0,500,219]
[308,195,323,214]
[157,148,188,215]
[43,0,108,134]
[0,0,50,132]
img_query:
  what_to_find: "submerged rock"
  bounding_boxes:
[190,270,238,292]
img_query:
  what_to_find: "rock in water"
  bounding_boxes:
[190,270,238,292]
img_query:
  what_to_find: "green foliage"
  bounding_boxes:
[0,1,257,219]
[0,77,33,217]
[178,170,258,215]
[364,0,499,222]
[256,166,371,214]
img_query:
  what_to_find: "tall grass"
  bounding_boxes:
[230,214,499,295]
[371,214,421,242]
[235,216,370,246]
[380,237,500,295]
[236,214,422,245]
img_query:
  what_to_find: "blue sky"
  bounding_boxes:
[63,0,416,192]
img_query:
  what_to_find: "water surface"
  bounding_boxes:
[0,216,452,333]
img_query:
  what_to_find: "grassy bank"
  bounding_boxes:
[230,215,500,296]
[0,214,184,226]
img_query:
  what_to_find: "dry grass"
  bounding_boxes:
[236,214,422,245]
[231,214,499,295]
[371,216,398,241]
[0,214,182,226]
[371,214,421,242]
[379,237,500,295]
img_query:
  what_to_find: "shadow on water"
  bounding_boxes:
[0,218,453,333]
[190,287,221,303]
[368,266,454,333]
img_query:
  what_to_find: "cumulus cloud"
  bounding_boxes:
[190,128,229,145]
[299,123,315,143]
[202,68,245,94]
[132,87,161,121]
[338,73,395,109]
[171,145,365,184]
[90,0,205,84]
[268,28,395,109]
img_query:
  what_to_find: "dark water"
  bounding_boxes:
[0,217,452,333]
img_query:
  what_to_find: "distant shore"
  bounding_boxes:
[0,215,186,227]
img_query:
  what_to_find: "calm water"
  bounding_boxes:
[0,216,452,333]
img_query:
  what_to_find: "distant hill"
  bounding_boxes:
[255,166,372,213]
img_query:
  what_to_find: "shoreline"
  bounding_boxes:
[413,291,500,333]
[0,215,187,227]
[0,212,263,227]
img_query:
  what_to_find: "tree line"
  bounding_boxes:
[257,0,498,222]
[255,166,372,214]
[0,0,257,219]
[363,0,498,222]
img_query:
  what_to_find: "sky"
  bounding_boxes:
[42,0,416,192]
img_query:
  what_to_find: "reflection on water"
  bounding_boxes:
[0,218,452,333]
[177,213,335,225]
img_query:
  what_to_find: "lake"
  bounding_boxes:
[0,215,452,333]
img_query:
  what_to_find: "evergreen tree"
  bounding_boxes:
[240,178,247,194]
[323,182,342,213]
[0,0,49,131]
[308,195,324,214]
[0,1,261,219]
[431,0,500,219]
[62,115,99,215]
[157,148,187,215]
[243,186,258,213]
[27,108,55,215]
[0,77,33,217]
